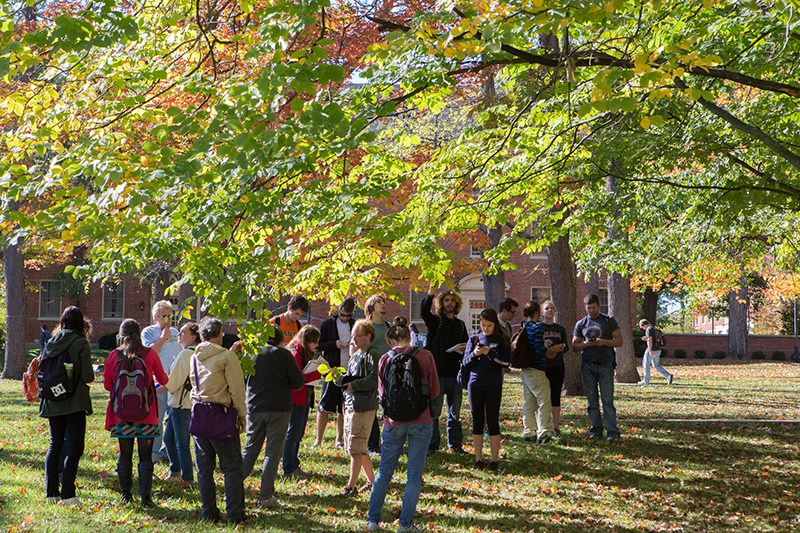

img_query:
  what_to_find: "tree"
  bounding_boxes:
[2,203,26,379]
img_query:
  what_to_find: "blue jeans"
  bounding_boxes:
[194,435,245,523]
[642,349,670,384]
[368,423,433,528]
[164,407,193,482]
[429,376,462,451]
[282,404,309,476]
[152,391,169,460]
[580,361,620,438]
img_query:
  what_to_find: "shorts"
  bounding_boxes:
[343,408,375,455]
[318,380,343,414]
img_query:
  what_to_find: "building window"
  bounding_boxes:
[409,290,428,320]
[599,288,609,315]
[39,281,62,318]
[470,246,484,258]
[530,287,551,304]
[103,281,125,319]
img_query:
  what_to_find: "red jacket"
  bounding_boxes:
[104,347,169,430]
[290,346,321,407]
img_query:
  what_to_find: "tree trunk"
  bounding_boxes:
[177,281,196,325]
[641,287,657,325]
[546,231,582,396]
[153,267,170,303]
[728,277,749,360]
[482,225,506,312]
[609,273,639,382]
[2,232,27,380]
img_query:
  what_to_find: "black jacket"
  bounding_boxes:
[421,294,468,379]
[245,345,305,413]
[319,315,355,366]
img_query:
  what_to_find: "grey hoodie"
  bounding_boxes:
[38,329,94,418]
[190,341,247,418]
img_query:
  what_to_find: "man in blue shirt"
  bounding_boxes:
[141,300,181,462]
[572,294,624,441]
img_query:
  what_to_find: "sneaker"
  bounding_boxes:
[637,380,648,386]
[284,469,308,480]
[310,443,319,449]
[397,524,422,532]
[60,497,82,506]
[335,442,344,448]
[369,449,381,457]
[588,433,601,440]
[522,435,536,442]
[473,460,484,470]
[256,496,284,509]
[607,435,623,443]
[449,447,466,455]
[488,461,499,472]
[667,374,674,386]
[164,472,182,482]
[367,521,381,531]
[339,485,357,497]
[537,433,554,444]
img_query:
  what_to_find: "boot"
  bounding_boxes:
[117,461,133,504]
[138,461,154,507]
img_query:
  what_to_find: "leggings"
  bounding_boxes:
[46,412,86,498]
[545,365,565,407]
[468,382,503,436]
[118,436,155,467]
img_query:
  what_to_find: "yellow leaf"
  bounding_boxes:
[640,116,651,129]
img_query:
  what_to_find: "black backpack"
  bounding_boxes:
[510,323,535,369]
[381,348,429,422]
[38,346,77,402]
[653,327,667,348]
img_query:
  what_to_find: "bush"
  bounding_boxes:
[772,350,786,361]
[751,350,765,360]
[694,349,706,359]
[98,332,118,350]
[660,349,668,358]
[712,350,726,359]
[674,348,687,359]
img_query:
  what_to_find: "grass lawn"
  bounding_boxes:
[1,360,800,532]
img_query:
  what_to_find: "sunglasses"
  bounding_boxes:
[340,313,353,318]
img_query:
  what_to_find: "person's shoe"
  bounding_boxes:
[667,374,674,386]
[359,482,373,493]
[537,433,554,444]
[488,461,499,473]
[368,448,381,457]
[553,428,561,437]
[256,496,283,509]
[607,435,623,443]
[335,441,344,448]
[588,433,601,440]
[60,497,82,506]
[426,448,437,456]
[522,435,536,442]
[284,468,309,480]
[339,485,358,497]
[200,515,221,524]
[164,472,182,482]
[637,380,648,386]
[473,460,484,470]
[310,443,319,449]
[120,492,134,504]
[367,521,381,531]
[449,446,466,455]
[397,524,423,532]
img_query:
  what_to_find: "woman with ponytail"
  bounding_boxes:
[104,319,168,506]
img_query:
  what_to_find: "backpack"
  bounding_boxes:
[23,355,41,403]
[37,347,77,402]
[653,327,667,348]
[510,324,535,369]
[380,348,429,422]
[111,349,155,421]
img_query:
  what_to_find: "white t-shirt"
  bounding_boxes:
[141,325,181,379]
[336,318,351,368]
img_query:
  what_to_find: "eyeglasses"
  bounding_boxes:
[340,314,353,318]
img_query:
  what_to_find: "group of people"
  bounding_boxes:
[37,289,663,531]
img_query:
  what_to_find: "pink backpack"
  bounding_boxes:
[111,350,154,420]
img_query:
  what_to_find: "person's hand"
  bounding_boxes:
[231,341,242,354]
[336,340,347,349]
[237,417,246,433]
[159,322,171,336]
[345,383,353,392]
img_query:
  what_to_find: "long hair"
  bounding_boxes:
[364,294,384,320]
[480,308,508,345]
[290,325,321,365]
[432,290,463,315]
[386,316,411,346]
[60,307,85,337]
[117,319,144,370]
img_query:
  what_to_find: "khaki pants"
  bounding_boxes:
[520,367,554,439]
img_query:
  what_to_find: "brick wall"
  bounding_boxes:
[665,333,799,358]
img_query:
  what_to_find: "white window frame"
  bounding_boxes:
[103,281,125,320]
[469,246,484,258]
[39,280,62,319]
[409,290,428,321]
[530,286,551,304]
[599,288,609,315]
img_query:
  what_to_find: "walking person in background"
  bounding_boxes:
[638,319,674,386]
[315,298,355,448]
[104,319,169,506]
[190,317,248,524]
[161,321,200,484]
[241,328,305,508]
[540,301,569,436]
[283,325,323,479]
[367,317,439,532]
[573,294,624,442]
[141,300,181,463]
[270,294,309,346]
[421,287,469,455]
[40,306,93,505]
[39,323,52,356]
[337,319,380,496]
[462,309,511,472]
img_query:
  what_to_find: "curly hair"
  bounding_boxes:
[432,290,463,315]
